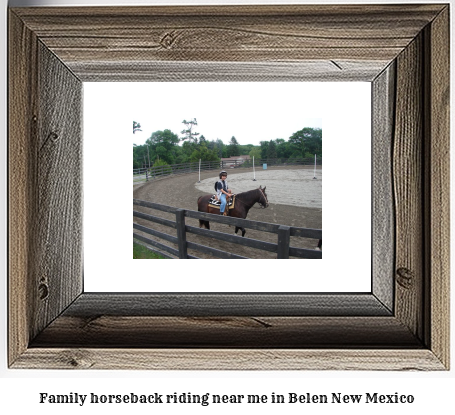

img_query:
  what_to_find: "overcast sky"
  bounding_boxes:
[85,82,326,147]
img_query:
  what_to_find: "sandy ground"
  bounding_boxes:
[133,165,322,258]
[195,168,321,209]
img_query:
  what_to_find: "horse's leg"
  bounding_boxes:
[198,202,207,229]
[199,220,210,229]
[235,226,246,237]
[204,206,216,230]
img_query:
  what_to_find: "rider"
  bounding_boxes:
[216,171,232,216]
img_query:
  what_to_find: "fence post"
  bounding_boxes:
[175,209,188,258]
[145,169,148,181]
[277,225,291,259]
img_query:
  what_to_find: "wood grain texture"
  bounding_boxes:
[372,63,395,312]
[70,61,387,83]
[425,7,450,368]
[33,42,84,338]
[393,34,425,340]
[31,316,420,348]
[8,11,39,366]
[9,11,84,365]
[11,5,445,82]
[8,4,450,370]
[48,293,393,317]
[13,349,445,371]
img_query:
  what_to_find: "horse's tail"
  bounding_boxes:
[197,195,206,212]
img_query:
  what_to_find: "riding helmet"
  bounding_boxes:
[219,171,227,178]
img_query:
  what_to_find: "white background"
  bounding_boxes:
[84,82,371,292]
[1,0,454,414]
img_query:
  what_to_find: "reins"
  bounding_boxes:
[258,188,268,206]
[234,188,267,208]
[231,193,248,207]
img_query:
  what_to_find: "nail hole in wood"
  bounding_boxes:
[38,282,49,300]
[396,267,414,289]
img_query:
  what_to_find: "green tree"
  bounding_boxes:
[133,144,150,169]
[274,139,290,159]
[179,140,197,162]
[214,139,225,158]
[239,144,254,155]
[267,139,277,159]
[180,118,200,143]
[227,136,240,157]
[189,142,220,163]
[249,146,261,160]
[146,129,180,164]
[173,144,190,164]
[260,140,269,159]
[133,121,142,134]
[288,127,322,158]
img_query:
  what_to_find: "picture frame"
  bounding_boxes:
[8,4,449,370]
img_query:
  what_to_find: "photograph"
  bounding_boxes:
[130,83,323,260]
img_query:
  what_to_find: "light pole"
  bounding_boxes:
[313,154,317,179]
[146,144,151,170]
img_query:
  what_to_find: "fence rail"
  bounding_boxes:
[133,157,322,184]
[133,199,322,259]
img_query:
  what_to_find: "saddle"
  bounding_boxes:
[208,195,236,210]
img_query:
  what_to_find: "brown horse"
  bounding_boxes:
[197,186,269,237]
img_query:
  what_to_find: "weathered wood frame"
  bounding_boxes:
[8,5,449,370]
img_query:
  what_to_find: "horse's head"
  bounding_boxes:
[258,186,269,208]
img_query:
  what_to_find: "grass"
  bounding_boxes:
[133,242,167,259]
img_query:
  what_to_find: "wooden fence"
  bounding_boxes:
[133,160,220,183]
[133,157,322,184]
[133,199,322,259]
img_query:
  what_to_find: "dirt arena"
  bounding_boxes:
[133,165,322,259]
